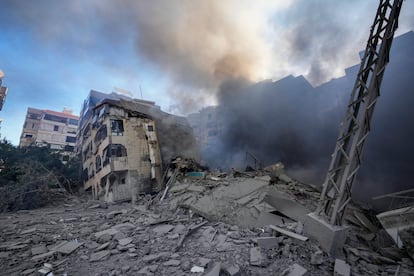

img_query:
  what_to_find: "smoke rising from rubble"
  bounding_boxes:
[208,32,414,207]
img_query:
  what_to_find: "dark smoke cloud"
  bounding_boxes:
[207,32,414,209]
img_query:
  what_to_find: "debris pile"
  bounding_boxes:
[1,167,413,275]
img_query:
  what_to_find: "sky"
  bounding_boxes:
[0,0,413,145]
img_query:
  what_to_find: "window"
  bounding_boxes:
[44,114,67,124]
[147,125,154,132]
[83,124,91,138]
[65,136,76,143]
[95,155,102,172]
[29,113,41,120]
[32,123,36,129]
[53,125,59,132]
[94,124,107,143]
[68,118,79,126]
[64,145,74,152]
[111,120,124,136]
[102,144,127,166]
[24,133,33,138]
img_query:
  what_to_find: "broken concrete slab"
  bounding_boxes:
[21,227,37,235]
[197,257,212,267]
[264,190,310,222]
[111,222,136,232]
[55,240,83,255]
[310,251,324,265]
[190,266,204,273]
[95,242,110,251]
[250,247,264,266]
[90,250,110,262]
[334,259,351,276]
[31,251,56,263]
[94,228,119,239]
[204,262,221,276]
[106,210,123,219]
[283,263,309,276]
[256,237,279,250]
[152,224,174,235]
[186,184,206,193]
[222,264,241,276]
[31,245,48,256]
[143,252,169,263]
[118,237,133,246]
[163,259,180,266]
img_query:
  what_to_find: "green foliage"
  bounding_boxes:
[0,139,81,211]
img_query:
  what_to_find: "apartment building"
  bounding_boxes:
[0,70,7,111]
[19,108,79,155]
[79,90,199,203]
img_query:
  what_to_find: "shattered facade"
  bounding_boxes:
[19,108,79,155]
[79,90,199,203]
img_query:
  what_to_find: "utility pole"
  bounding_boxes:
[317,0,403,226]
[305,0,403,256]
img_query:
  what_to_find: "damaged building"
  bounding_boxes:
[78,90,199,203]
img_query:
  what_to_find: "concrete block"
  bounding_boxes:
[304,212,349,257]
[204,262,221,276]
[31,245,48,256]
[334,259,351,276]
[256,237,279,250]
[90,250,110,262]
[284,263,309,276]
[249,247,264,266]
[56,240,83,255]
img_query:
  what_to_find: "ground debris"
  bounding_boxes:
[0,172,411,276]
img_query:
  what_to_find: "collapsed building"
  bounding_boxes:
[78,90,199,203]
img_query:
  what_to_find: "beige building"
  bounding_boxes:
[79,90,199,203]
[19,108,79,155]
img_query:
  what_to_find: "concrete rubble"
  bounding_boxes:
[0,167,413,275]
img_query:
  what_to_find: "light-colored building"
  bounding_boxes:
[79,90,199,203]
[0,70,7,111]
[19,108,79,155]
[0,70,7,138]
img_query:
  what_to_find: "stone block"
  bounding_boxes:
[304,212,349,257]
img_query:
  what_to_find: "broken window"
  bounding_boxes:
[83,142,92,162]
[53,125,59,132]
[83,124,91,138]
[88,163,95,178]
[64,145,74,152]
[65,136,76,143]
[68,118,79,126]
[94,124,107,144]
[111,120,124,136]
[102,144,127,166]
[44,114,67,124]
[147,125,154,132]
[82,168,88,181]
[96,155,102,172]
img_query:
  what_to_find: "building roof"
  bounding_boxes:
[43,109,79,120]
